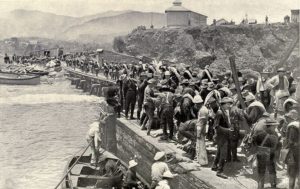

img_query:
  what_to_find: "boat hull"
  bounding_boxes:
[61,149,125,189]
[0,72,40,85]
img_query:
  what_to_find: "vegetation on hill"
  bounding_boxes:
[114,24,299,74]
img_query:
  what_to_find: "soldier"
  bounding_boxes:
[268,67,290,116]
[157,80,176,140]
[211,97,234,179]
[243,93,266,126]
[285,120,300,189]
[137,72,148,120]
[253,118,279,189]
[178,119,198,160]
[142,78,157,135]
[256,70,273,112]
[124,73,137,119]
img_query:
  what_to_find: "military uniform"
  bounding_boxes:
[158,87,175,140]
[285,121,300,189]
[124,78,137,119]
[253,119,279,189]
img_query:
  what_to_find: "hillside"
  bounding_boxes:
[61,11,166,42]
[114,24,300,73]
[0,9,166,44]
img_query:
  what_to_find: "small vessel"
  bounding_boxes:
[28,69,49,76]
[0,71,40,85]
[61,149,127,189]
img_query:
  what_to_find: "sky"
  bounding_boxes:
[0,0,299,23]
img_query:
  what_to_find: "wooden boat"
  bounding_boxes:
[0,71,40,85]
[28,69,49,76]
[61,149,128,189]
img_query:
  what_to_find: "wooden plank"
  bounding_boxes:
[229,55,246,109]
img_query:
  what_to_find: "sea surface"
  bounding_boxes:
[0,79,102,189]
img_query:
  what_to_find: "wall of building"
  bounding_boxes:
[189,12,207,26]
[166,11,190,27]
[291,14,299,22]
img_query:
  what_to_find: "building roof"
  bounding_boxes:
[165,0,191,12]
[291,9,300,14]
[191,11,207,18]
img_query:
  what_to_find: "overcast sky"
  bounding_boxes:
[0,0,299,23]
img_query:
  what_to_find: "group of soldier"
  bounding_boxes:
[68,55,299,189]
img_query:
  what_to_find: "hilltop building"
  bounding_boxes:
[215,19,229,26]
[165,0,207,27]
[291,9,299,23]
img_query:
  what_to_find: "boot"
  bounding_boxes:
[257,176,264,189]
[269,174,277,188]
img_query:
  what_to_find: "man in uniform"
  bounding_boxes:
[124,73,137,119]
[253,118,279,189]
[243,93,266,126]
[211,97,234,179]
[268,67,290,117]
[285,119,300,189]
[157,80,175,140]
[137,72,148,120]
[142,78,157,135]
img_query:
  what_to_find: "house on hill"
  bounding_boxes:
[165,0,207,27]
[215,19,229,26]
[291,9,299,22]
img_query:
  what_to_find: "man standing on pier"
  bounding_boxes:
[124,73,137,119]
[142,78,157,135]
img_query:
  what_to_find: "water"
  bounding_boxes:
[0,79,103,189]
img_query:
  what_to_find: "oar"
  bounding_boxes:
[54,140,92,189]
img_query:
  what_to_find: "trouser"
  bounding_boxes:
[178,121,196,141]
[137,96,144,120]
[125,90,137,118]
[144,103,155,134]
[257,153,276,189]
[207,118,215,141]
[228,139,238,161]
[212,140,228,173]
[288,163,300,189]
[87,137,99,164]
[160,106,174,139]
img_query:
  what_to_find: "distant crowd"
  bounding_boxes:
[66,54,299,189]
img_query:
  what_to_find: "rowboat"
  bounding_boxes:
[61,148,127,189]
[28,69,49,76]
[0,71,40,85]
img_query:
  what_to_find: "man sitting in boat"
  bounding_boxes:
[123,160,141,189]
[151,151,170,189]
[86,122,102,165]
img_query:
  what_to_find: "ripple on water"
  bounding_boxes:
[0,83,102,189]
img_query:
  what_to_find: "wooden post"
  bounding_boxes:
[229,55,246,109]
